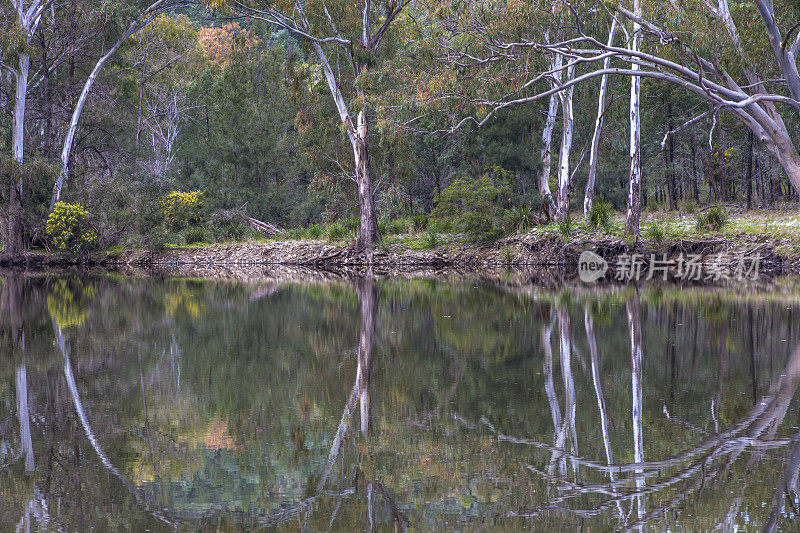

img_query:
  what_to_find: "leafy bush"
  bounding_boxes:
[587,201,613,230]
[161,190,203,230]
[644,223,665,244]
[411,212,429,231]
[557,216,572,239]
[696,206,729,231]
[46,202,98,255]
[431,167,512,241]
[183,226,209,245]
[415,230,438,250]
[503,207,532,233]
[380,217,412,236]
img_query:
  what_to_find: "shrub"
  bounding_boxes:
[46,202,98,255]
[557,216,572,239]
[587,201,613,230]
[416,229,439,250]
[644,223,665,244]
[183,226,209,245]
[161,190,203,230]
[412,212,429,231]
[503,206,533,233]
[696,206,729,231]
[430,166,512,241]
[380,217,412,236]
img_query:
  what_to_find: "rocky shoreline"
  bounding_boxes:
[1,235,798,282]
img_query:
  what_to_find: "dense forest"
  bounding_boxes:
[1,0,799,258]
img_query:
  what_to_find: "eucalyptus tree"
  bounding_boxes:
[51,0,188,209]
[0,0,52,253]
[218,0,410,257]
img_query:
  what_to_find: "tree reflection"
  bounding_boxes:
[3,274,800,531]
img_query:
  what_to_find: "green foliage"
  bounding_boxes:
[431,167,512,241]
[161,191,204,230]
[696,207,729,232]
[183,226,210,245]
[644,223,666,244]
[411,212,429,231]
[46,202,98,255]
[557,217,572,240]
[379,217,413,236]
[415,229,439,250]
[502,207,532,233]
[587,201,613,231]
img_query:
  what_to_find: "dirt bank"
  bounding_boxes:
[2,232,798,282]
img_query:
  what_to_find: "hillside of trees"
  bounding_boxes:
[1,0,799,260]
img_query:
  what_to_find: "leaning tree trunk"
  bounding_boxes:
[51,38,127,209]
[354,111,380,257]
[585,19,617,218]
[556,61,576,222]
[538,51,561,220]
[51,1,170,209]
[626,0,643,236]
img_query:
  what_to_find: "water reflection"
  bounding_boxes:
[1,273,800,531]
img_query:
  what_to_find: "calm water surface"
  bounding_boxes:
[2,273,800,531]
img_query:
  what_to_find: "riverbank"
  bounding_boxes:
[3,209,800,281]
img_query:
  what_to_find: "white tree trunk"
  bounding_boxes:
[16,365,35,472]
[52,44,122,208]
[626,0,643,235]
[627,297,645,522]
[585,20,617,218]
[556,61,576,222]
[539,53,561,220]
[51,2,170,209]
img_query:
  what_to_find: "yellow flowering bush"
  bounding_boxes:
[46,202,98,255]
[161,190,203,229]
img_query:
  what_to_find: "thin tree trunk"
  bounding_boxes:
[746,131,754,210]
[626,0,643,235]
[539,51,561,220]
[665,99,677,210]
[51,2,169,209]
[354,111,380,256]
[585,19,617,217]
[556,61,576,222]
[6,53,30,255]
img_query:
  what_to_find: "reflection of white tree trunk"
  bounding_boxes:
[558,306,578,477]
[627,297,645,523]
[16,365,35,472]
[542,312,563,476]
[54,320,176,527]
[584,309,612,465]
[317,278,378,492]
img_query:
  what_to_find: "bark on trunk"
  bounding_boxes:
[626,1,643,236]
[556,62,576,222]
[5,53,30,256]
[354,111,380,256]
[538,51,561,220]
[585,20,617,218]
